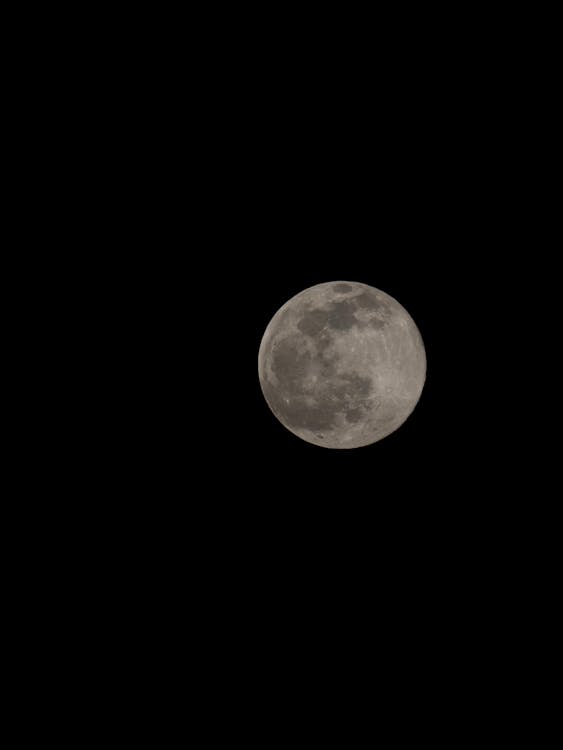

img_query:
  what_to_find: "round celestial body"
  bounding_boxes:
[258,281,426,449]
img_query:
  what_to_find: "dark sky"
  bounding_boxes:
[42,8,550,722]
[106,22,538,680]
[137,56,516,571]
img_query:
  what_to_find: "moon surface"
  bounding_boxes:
[258,281,426,449]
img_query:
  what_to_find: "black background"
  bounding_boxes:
[141,153,514,634]
[73,14,550,711]
[125,23,528,613]
[10,7,555,735]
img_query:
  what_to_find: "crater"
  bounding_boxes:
[333,283,354,293]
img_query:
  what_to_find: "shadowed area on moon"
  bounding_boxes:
[259,282,426,448]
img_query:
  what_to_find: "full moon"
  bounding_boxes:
[258,281,426,449]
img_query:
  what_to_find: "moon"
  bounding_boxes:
[258,281,426,449]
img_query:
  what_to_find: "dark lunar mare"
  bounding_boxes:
[327,300,357,330]
[264,328,373,434]
[298,299,359,336]
[264,335,339,431]
[353,291,388,312]
[296,308,330,337]
[333,283,354,293]
[296,293,392,339]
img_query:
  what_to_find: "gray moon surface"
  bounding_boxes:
[258,281,426,449]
